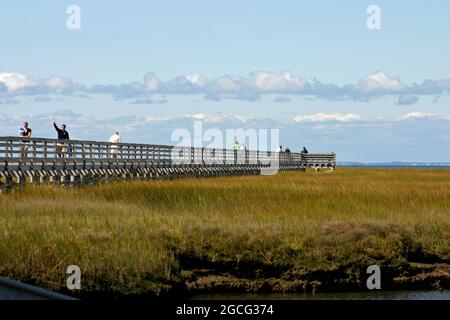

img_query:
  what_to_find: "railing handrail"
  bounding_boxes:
[0,136,174,149]
[0,136,336,173]
[0,136,335,157]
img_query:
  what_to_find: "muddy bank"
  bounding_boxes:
[175,252,450,297]
[55,258,450,300]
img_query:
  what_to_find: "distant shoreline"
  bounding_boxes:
[338,163,450,169]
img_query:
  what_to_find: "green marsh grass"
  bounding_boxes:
[0,168,449,297]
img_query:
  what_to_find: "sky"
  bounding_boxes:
[1,1,450,162]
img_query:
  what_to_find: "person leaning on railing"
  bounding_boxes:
[52,119,70,158]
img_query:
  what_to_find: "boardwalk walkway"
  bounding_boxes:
[0,136,336,185]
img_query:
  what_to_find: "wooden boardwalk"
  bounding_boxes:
[0,136,336,185]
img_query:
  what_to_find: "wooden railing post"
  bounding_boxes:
[8,139,12,158]
[201,147,205,164]
[31,140,36,159]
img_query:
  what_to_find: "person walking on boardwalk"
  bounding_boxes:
[109,131,121,159]
[233,140,241,164]
[53,119,70,158]
[19,121,32,159]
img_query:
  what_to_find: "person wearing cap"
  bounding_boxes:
[53,119,70,158]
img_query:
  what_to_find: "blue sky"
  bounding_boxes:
[1,1,450,162]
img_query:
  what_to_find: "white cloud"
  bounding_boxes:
[44,76,74,90]
[210,75,241,93]
[402,112,435,120]
[2,110,450,162]
[181,113,248,124]
[184,74,208,86]
[2,70,450,103]
[0,72,36,92]
[90,71,450,102]
[0,72,80,95]
[143,73,161,92]
[247,71,306,93]
[294,113,361,122]
[355,72,405,93]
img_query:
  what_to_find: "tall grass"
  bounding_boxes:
[0,168,449,296]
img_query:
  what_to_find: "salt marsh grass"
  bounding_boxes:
[0,168,449,297]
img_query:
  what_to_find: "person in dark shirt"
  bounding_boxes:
[53,119,70,140]
[53,119,70,158]
[285,147,291,153]
[301,146,308,154]
[21,122,32,140]
[20,121,32,159]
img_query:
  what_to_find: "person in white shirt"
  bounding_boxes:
[109,131,121,159]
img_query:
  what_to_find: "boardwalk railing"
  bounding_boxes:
[0,136,336,184]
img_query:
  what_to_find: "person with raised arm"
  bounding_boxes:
[53,119,70,158]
